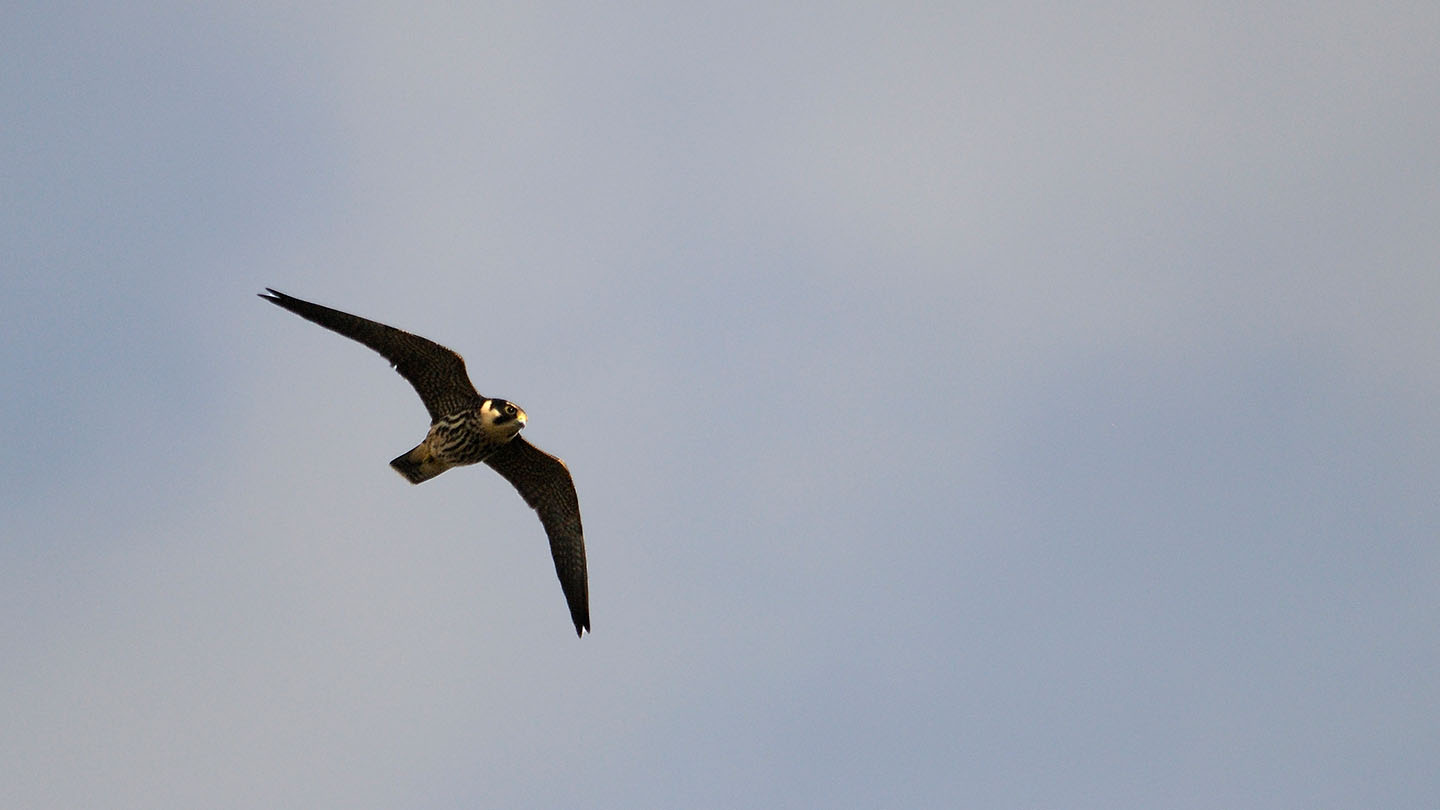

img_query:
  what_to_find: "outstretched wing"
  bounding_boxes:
[260,288,483,420]
[484,436,590,636]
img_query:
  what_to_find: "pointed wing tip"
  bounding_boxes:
[574,616,590,638]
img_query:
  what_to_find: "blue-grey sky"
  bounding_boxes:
[3,3,1437,807]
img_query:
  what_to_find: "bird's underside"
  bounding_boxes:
[259,288,589,636]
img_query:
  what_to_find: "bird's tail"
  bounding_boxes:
[390,443,448,484]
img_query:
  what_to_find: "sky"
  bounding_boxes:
[2,2,1437,807]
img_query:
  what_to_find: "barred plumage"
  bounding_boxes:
[260,288,590,636]
[433,410,500,463]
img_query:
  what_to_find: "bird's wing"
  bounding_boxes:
[483,436,590,636]
[260,289,482,420]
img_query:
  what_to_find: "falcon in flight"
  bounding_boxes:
[259,288,589,636]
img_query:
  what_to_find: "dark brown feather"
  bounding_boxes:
[259,289,483,420]
[484,436,590,636]
[261,288,589,636]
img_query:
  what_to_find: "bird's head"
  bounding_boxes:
[481,398,528,439]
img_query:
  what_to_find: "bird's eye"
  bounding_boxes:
[504,405,515,415]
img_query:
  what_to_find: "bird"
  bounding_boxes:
[259,288,589,636]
